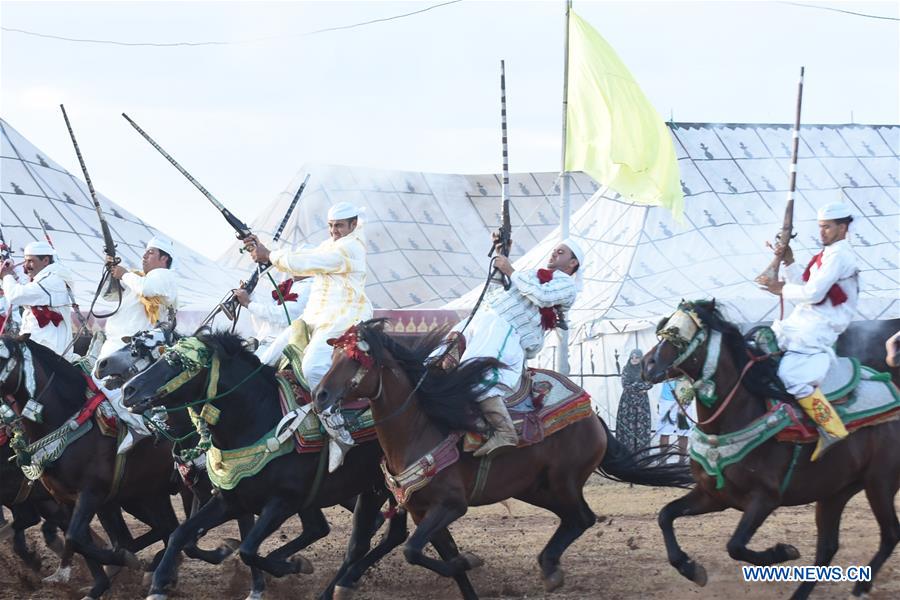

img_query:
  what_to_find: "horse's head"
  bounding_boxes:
[122,336,213,414]
[642,300,714,384]
[95,326,179,389]
[315,323,382,417]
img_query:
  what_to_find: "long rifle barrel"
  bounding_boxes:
[273,174,310,243]
[122,113,253,239]
[755,67,804,285]
[60,104,118,261]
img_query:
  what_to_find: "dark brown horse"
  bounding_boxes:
[0,336,181,599]
[314,319,693,598]
[643,300,900,599]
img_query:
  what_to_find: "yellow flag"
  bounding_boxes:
[565,10,683,217]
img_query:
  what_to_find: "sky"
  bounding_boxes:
[2,0,898,261]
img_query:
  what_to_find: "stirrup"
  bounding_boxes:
[810,429,845,462]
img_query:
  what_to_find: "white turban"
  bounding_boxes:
[147,236,175,257]
[817,202,852,221]
[561,237,585,264]
[559,236,586,291]
[24,241,55,257]
[327,202,363,221]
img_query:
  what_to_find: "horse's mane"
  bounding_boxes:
[22,337,88,412]
[356,319,498,434]
[688,301,791,402]
[195,329,276,380]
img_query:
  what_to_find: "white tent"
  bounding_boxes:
[0,118,244,330]
[464,123,900,428]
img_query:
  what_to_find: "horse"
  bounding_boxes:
[642,299,900,599]
[0,335,182,599]
[1,438,67,570]
[313,319,694,598]
[120,329,412,600]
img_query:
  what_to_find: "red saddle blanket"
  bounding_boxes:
[463,368,594,453]
[275,370,378,454]
[776,405,900,443]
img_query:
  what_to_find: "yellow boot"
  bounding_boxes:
[797,388,848,461]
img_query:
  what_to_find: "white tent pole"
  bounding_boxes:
[557,0,572,375]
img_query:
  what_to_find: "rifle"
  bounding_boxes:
[755,67,805,288]
[219,173,310,321]
[488,60,512,290]
[0,227,11,335]
[33,209,90,332]
[59,104,124,317]
[122,113,253,239]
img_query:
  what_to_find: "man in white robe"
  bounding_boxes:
[95,237,179,453]
[1,241,74,357]
[760,202,859,460]
[439,238,583,456]
[244,202,373,470]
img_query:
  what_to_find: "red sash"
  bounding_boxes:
[271,279,298,305]
[30,306,64,328]
[536,269,561,331]
[801,252,848,306]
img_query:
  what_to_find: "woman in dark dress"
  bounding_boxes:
[616,348,653,454]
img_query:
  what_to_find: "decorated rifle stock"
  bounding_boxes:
[756,67,804,285]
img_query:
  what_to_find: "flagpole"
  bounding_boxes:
[557,0,572,374]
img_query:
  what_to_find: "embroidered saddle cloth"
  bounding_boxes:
[463,368,593,453]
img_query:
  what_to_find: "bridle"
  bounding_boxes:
[0,339,44,424]
[654,305,761,428]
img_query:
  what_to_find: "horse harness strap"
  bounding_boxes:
[469,455,493,504]
[381,432,463,507]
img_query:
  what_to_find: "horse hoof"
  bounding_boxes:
[782,544,800,561]
[0,522,13,542]
[222,537,241,552]
[691,563,708,587]
[543,569,564,592]
[43,565,72,584]
[460,551,484,570]
[122,549,142,570]
[334,586,355,600]
[290,555,314,575]
[146,595,168,600]
[244,591,264,600]
[80,596,99,600]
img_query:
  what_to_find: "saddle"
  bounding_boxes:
[463,368,593,453]
[743,326,900,442]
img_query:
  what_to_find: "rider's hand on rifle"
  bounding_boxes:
[243,234,270,265]
[759,277,784,296]
[767,240,794,266]
[109,265,126,280]
[0,259,14,278]
[491,229,509,256]
[886,331,900,368]
[493,256,514,277]
[232,288,251,308]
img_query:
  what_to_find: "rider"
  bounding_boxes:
[232,272,311,365]
[96,237,179,454]
[761,201,858,461]
[244,202,373,470]
[0,241,75,358]
[440,237,583,457]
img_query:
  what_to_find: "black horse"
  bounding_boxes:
[121,330,410,600]
[0,335,182,599]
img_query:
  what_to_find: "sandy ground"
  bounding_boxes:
[1,478,898,600]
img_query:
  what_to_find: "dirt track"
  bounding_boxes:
[1,478,898,599]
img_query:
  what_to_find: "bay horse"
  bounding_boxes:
[0,335,181,599]
[314,319,694,598]
[643,299,900,599]
[120,330,413,600]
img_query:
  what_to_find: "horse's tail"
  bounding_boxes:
[595,417,694,489]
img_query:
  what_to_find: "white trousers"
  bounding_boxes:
[777,351,833,398]
[441,308,525,401]
[258,326,292,366]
